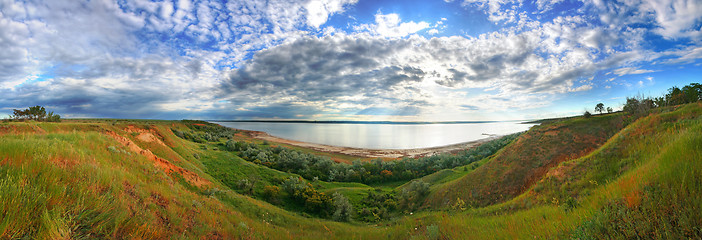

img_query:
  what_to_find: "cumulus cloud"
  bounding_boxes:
[218,13,640,118]
[587,0,702,40]
[355,13,431,38]
[305,0,358,28]
[2,0,702,120]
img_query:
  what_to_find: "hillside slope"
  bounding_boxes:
[1,103,701,239]
[0,121,387,239]
[426,112,627,208]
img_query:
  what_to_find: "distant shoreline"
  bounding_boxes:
[228,127,502,159]
[210,119,533,125]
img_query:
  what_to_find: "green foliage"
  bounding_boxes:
[583,110,592,118]
[172,120,239,143]
[399,180,430,211]
[595,103,604,114]
[356,189,397,222]
[237,178,257,195]
[571,120,702,239]
[332,192,353,222]
[561,196,578,212]
[226,132,522,185]
[262,185,280,201]
[622,82,701,116]
[281,177,307,195]
[10,106,60,122]
[2,93,701,238]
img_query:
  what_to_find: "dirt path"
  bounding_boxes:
[244,130,500,159]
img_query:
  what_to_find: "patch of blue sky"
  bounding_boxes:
[323,0,496,37]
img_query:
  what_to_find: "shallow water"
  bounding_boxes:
[213,121,536,150]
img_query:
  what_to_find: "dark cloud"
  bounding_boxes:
[205,103,321,120]
[220,36,423,104]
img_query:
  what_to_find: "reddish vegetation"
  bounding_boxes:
[0,125,40,135]
[427,115,627,208]
[104,130,210,187]
[49,157,78,169]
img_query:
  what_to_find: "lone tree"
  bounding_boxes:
[595,103,605,114]
[606,107,613,113]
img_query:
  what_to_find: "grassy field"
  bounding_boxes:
[1,103,701,238]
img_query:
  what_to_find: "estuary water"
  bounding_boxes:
[213,121,536,150]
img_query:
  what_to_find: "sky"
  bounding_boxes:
[1,0,701,121]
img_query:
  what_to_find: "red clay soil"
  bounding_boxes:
[104,130,210,187]
[123,125,169,147]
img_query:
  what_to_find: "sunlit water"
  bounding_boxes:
[213,121,536,150]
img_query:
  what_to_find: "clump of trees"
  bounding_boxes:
[281,177,335,217]
[356,189,398,222]
[9,106,61,122]
[398,180,430,210]
[595,103,605,114]
[332,192,353,222]
[220,132,522,184]
[171,121,522,222]
[623,83,701,115]
[171,120,239,143]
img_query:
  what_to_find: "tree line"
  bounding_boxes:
[6,105,61,122]
[623,83,702,115]
[585,83,701,117]
[224,132,521,184]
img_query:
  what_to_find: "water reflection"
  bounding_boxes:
[213,122,536,149]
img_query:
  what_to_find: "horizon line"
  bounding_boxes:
[207,119,536,124]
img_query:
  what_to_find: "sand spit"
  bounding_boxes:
[240,129,500,159]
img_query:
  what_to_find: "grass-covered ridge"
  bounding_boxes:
[1,102,701,238]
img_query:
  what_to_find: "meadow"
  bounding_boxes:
[1,101,701,239]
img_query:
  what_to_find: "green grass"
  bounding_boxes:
[426,111,628,209]
[2,103,701,238]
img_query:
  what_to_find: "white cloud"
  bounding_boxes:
[461,0,523,24]
[612,67,656,76]
[305,0,358,28]
[355,13,430,38]
[643,0,702,39]
[587,0,702,40]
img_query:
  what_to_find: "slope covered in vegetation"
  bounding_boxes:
[1,102,701,239]
[426,112,627,208]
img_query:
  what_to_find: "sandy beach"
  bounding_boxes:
[239,129,500,159]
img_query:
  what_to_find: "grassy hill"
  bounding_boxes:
[1,103,701,239]
[426,111,628,208]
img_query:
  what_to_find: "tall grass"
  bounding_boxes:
[1,103,701,239]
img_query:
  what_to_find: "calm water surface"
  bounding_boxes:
[213,121,536,150]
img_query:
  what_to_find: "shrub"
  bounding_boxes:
[332,192,353,222]
[262,185,280,201]
[399,180,430,210]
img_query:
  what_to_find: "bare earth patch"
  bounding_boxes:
[124,125,168,147]
[243,130,500,159]
[104,130,210,187]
